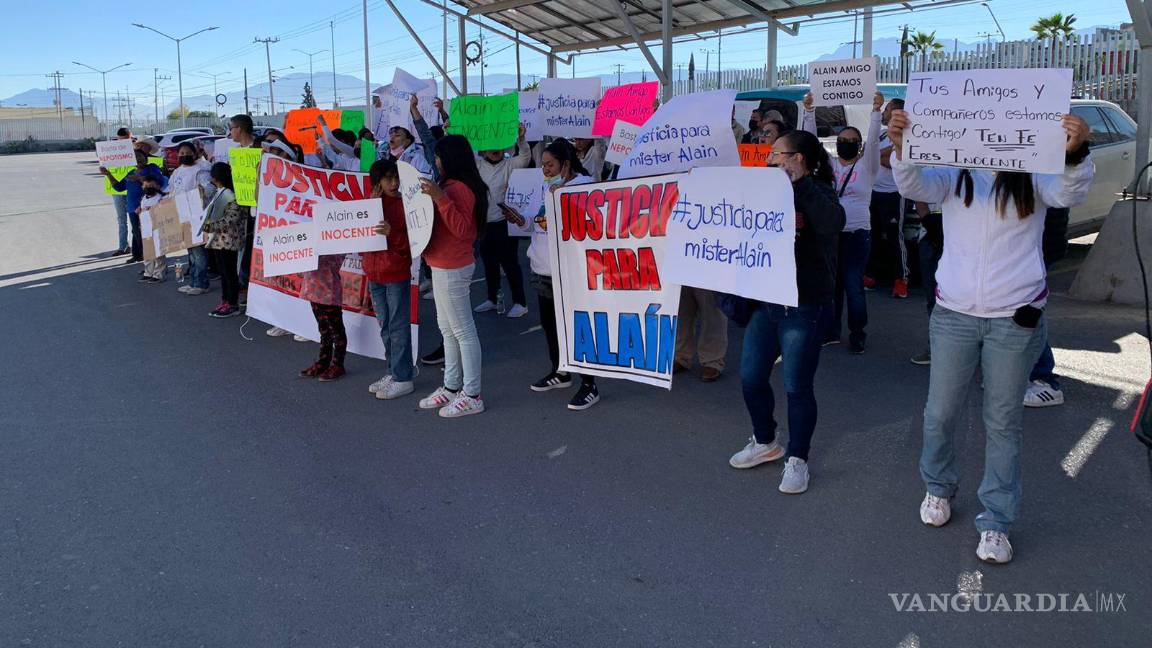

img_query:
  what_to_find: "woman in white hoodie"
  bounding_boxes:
[474,123,532,317]
[887,108,1092,564]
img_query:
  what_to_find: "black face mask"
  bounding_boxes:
[143,188,159,196]
[179,155,196,166]
[837,140,861,160]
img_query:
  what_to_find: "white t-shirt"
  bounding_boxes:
[527,174,594,277]
[873,130,898,194]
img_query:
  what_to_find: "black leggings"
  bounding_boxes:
[211,248,240,306]
[310,303,347,368]
[535,277,594,387]
[480,225,527,305]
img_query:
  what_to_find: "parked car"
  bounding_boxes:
[735,86,1141,237]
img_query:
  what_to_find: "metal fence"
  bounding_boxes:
[674,31,1142,118]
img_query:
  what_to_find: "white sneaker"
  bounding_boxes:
[1024,380,1064,408]
[266,326,291,337]
[474,300,497,313]
[419,386,457,410]
[185,287,209,296]
[293,335,309,342]
[728,438,784,469]
[439,393,485,418]
[178,285,193,294]
[778,457,809,494]
[368,375,392,394]
[976,530,1014,564]
[377,380,415,400]
[920,492,952,527]
[506,303,529,318]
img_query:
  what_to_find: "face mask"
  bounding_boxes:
[545,174,565,187]
[179,155,195,166]
[143,188,158,196]
[837,140,861,160]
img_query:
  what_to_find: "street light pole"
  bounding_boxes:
[72,61,131,139]
[293,49,328,98]
[981,2,1006,41]
[255,37,280,113]
[132,23,218,128]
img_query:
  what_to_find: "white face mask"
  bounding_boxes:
[545,174,565,187]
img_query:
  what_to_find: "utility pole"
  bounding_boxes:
[442,1,449,97]
[515,29,522,90]
[125,86,133,128]
[79,88,85,125]
[255,37,280,111]
[45,71,64,130]
[243,68,250,114]
[613,63,624,85]
[362,0,372,125]
[330,21,338,108]
[153,68,172,124]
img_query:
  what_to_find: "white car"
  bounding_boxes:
[1068,99,1139,237]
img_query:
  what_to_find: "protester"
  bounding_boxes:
[675,287,728,382]
[507,138,600,411]
[756,119,787,147]
[380,117,432,176]
[100,147,167,265]
[887,108,1092,564]
[731,106,747,143]
[417,135,488,417]
[316,114,360,171]
[475,124,532,318]
[1023,207,1072,408]
[229,115,259,300]
[109,127,133,255]
[910,200,941,365]
[572,138,606,181]
[201,163,245,318]
[299,249,349,381]
[364,159,417,400]
[729,129,846,494]
[136,175,168,282]
[168,141,214,296]
[803,91,883,353]
[869,98,910,299]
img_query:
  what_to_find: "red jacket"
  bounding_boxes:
[362,195,412,284]
[422,179,478,270]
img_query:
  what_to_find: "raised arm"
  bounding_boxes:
[800,92,817,136]
[1035,115,1093,209]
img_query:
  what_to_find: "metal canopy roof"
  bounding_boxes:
[454,0,902,53]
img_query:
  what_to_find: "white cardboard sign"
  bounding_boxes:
[618,89,740,179]
[503,168,546,238]
[901,68,1072,174]
[519,91,542,141]
[808,57,878,107]
[398,161,434,258]
[174,190,206,246]
[664,166,798,306]
[263,222,318,278]
[538,78,601,138]
[313,198,388,255]
[96,139,136,167]
[605,120,641,166]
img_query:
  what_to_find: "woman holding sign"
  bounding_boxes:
[729,130,845,495]
[886,108,1092,564]
[417,135,489,418]
[802,91,884,354]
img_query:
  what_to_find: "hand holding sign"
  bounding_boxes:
[398,161,434,257]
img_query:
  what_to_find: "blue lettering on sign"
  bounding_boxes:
[571,304,677,373]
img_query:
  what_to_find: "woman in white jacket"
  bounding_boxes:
[802,91,884,353]
[474,124,532,317]
[887,108,1092,564]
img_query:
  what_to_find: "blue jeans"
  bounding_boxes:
[740,301,829,461]
[368,281,414,382]
[187,246,209,290]
[921,306,1047,534]
[112,194,129,251]
[828,229,870,344]
[1029,338,1060,390]
[432,264,482,396]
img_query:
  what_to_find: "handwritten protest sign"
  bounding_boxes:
[618,89,740,179]
[229,147,262,207]
[546,174,684,389]
[213,138,239,163]
[738,143,773,167]
[503,168,546,238]
[174,190,206,246]
[376,69,441,135]
[397,161,434,258]
[283,108,366,155]
[664,166,797,306]
[539,78,601,138]
[151,200,187,256]
[448,93,520,151]
[263,222,318,277]
[605,120,641,166]
[140,211,159,260]
[519,91,542,141]
[313,198,388,255]
[808,57,878,107]
[96,139,135,167]
[248,156,392,358]
[592,81,659,137]
[901,68,1072,174]
[734,100,759,128]
[102,157,163,195]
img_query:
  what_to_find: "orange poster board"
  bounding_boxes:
[283,108,343,154]
[738,143,773,167]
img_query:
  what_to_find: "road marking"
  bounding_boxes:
[520,325,542,335]
[17,282,51,290]
[1062,417,1113,479]
[546,445,567,459]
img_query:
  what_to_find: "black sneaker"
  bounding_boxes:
[849,337,866,355]
[910,350,931,365]
[531,372,573,392]
[127,257,141,264]
[421,345,445,365]
[821,337,840,347]
[137,275,154,283]
[567,383,600,411]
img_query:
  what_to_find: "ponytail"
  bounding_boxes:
[954,170,1035,218]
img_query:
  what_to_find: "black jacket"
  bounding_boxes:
[792,175,845,305]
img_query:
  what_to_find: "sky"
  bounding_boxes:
[0,0,1137,109]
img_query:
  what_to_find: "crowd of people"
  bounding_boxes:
[96,85,1094,564]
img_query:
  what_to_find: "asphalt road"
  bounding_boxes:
[1,152,1150,647]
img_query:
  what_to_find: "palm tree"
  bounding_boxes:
[905,31,945,72]
[1031,13,1077,64]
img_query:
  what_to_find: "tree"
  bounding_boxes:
[905,31,944,72]
[187,110,215,118]
[1031,13,1077,64]
[166,104,190,120]
[301,82,317,109]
